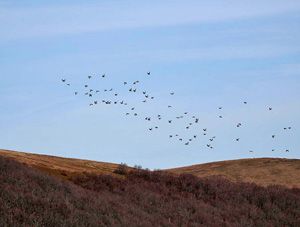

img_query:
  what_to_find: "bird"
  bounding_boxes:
[195,118,199,123]
[168,105,172,108]
[114,93,118,96]
[288,127,292,130]
[219,115,223,118]
[185,142,189,146]
[249,150,254,153]
[88,76,92,79]
[124,82,127,85]
[235,138,240,142]
[96,90,100,93]
[285,149,289,152]
[126,113,130,115]
[66,83,70,86]
[94,101,98,105]
[61,79,66,83]
[179,138,183,141]
[109,88,113,91]
[75,92,78,95]
[89,89,93,92]
[169,135,173,138]
[85,85,88,88]
[168,120,172,123]
[193,135,197,138]
[147,72,151,75]
[170,92,175,95]
[272,135,275,138]
[102,74,105,78]
[149,128,153,131]
[134,113,138,116]
[184,112,188,115]
[186,126,189,129]
[203,128,207,132]
[243,101,247,104]
[89,94,92,97]
[131,107,135,110]
[269,107,272,111]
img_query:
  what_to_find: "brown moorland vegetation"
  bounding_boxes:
[0,156,300,226]
[0,149,122,180]
[167,158,300,188]
[1,149,300,188]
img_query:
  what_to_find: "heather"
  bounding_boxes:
[1,157,299,227]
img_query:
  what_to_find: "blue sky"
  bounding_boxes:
[0,0,300,169]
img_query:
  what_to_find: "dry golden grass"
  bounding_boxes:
[0,149,121,179]
[1,149,299,188]
[167,158,300,188]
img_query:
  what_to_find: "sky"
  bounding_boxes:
[0,0,300,169]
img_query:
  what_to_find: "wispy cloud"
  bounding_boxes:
[1,0,300,40]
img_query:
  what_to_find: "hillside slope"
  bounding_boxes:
[0,149,121,179]
[1,149,299,188]
[167,158,300,188]
[1,155,299,226]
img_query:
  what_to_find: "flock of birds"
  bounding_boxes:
[61,72,293,153]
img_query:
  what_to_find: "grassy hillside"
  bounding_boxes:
[0,149,121,179]
[168,158,300,188]
[1,149,299,188]
[0,155,299,226]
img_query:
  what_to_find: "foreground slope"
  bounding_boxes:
[1,155,300,226]
[168,158,300,188]
[0,149,121,179]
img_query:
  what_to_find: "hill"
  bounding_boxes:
[167,158,300,188]
[1,149,300,188]
[0,149,121,179]
[0,154,299,226]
